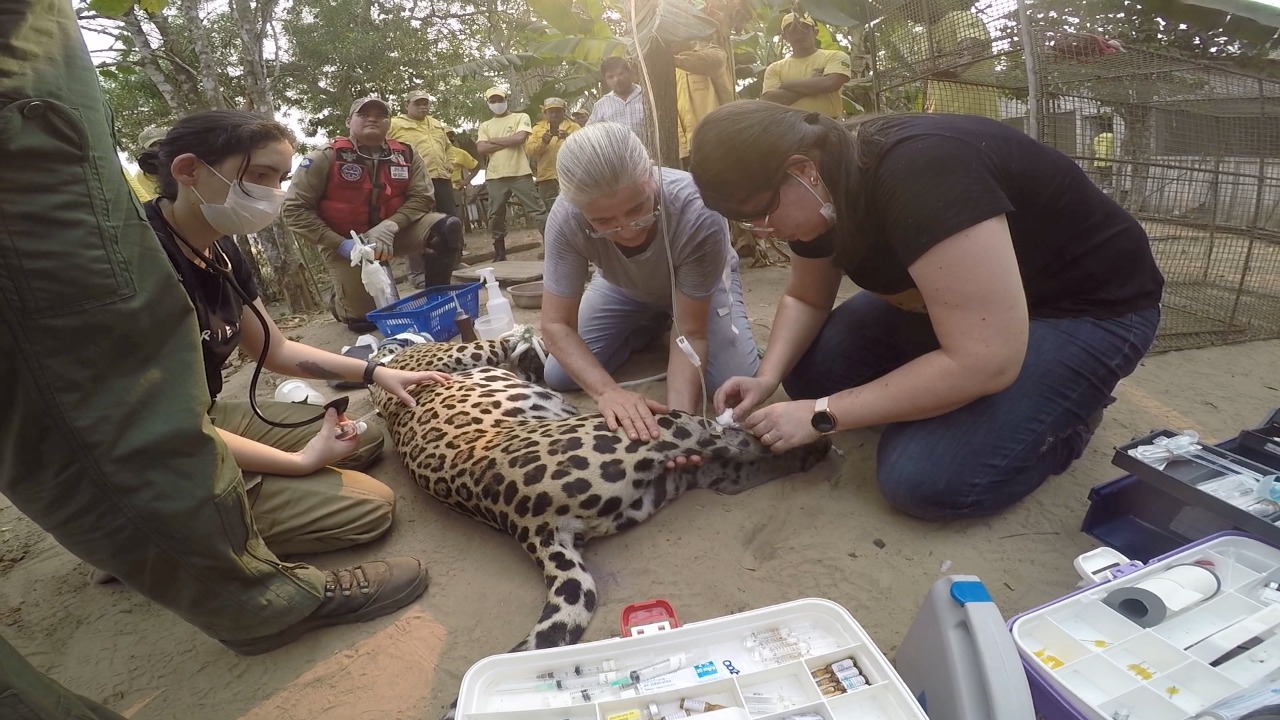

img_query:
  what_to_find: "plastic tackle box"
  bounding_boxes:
[1010,533,1280,720]
[454,598,928,720]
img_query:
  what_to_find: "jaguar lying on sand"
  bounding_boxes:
[369,332,830,680]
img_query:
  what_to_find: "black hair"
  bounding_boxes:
[601,55,631,75]
[136,109,297,201]
[689,100,890,268]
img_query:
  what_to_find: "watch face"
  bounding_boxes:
[811,410,837,434]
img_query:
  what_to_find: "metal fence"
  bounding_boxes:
[864,0,1280,352]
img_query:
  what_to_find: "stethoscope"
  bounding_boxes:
[161,207,351,428]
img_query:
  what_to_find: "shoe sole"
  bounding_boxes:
[220,568,429,656]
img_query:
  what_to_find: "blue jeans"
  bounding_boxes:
[783,293,1160,520]
[545,261,760,394]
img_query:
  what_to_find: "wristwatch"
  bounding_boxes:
[810,396,838,435]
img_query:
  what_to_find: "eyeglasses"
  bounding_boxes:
[586,206,661,239]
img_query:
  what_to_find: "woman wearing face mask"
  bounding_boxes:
[132,110,450,566]
[689,101,1164,520]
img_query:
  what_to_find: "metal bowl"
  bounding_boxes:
[508,281,543,309]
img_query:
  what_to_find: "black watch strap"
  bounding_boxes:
[363,360,378,385]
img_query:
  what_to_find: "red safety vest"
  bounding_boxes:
[317,137,414,236]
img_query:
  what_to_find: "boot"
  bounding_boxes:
[422,216,464,288]
[492,236,507,262]
[220,557,429,656]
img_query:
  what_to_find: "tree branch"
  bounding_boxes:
[122,9,180,111]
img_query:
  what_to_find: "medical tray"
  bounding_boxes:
[454,598,928,720]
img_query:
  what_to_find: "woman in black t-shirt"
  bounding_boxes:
[689,101,1163,520]
[135,111,450,559]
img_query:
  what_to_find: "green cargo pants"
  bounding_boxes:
[0,0,325,656]
[486,174,547,241]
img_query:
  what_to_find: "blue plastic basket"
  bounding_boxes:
[366,282,482,341]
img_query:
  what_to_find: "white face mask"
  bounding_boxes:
[790,171,836,228]
[488,102,508,115]
[194,163,285,235]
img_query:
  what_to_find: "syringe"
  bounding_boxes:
[334,409,378,440]
[495,671,626,694]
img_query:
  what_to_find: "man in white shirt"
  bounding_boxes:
[588,57,647,139]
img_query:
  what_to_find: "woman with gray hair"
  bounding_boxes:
[540,122,760,444]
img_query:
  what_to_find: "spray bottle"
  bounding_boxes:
[475,267,515,339]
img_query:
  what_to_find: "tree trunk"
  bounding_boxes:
[229,0,319,315]
[178,0,225,109]
[122,10,181,112]
[641,44,680,168]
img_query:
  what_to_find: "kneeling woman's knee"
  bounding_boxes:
[542,359,579,392]
[781,367,826,401]
[876,455,1031,521]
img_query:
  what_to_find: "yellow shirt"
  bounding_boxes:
[1092,132,1116,168]
[923,11,1000,119]
[128,168,158,203]
[388,114,451,179]
[762,48,852,119]
[449,146,479,188]
[478,113,533,179]
[525,119,581,182]
[675,43,735,158]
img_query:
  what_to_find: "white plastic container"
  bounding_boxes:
[454,598,928,720]
[274,378,324,405]
[1010,534,1280,720]
[478,266,515,335]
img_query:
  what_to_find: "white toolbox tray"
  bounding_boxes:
[455,598,928,720]
[1010,535,1280,720]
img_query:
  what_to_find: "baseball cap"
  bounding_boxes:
[349,97,390,117]
[484,86,509,100]
[137,125,167,148]
[407,90,433,104]
[542,97,567,110]
[781,12,817,30]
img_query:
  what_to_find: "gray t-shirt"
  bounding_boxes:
[543,168,730,308]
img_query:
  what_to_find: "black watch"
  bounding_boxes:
[363,360,379,385]
[811,396,838,435]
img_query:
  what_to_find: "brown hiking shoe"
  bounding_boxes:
[221,557,429,656]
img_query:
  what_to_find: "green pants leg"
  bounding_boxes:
[0,635,124,720]
[0,0,324,653]
[507,175,548,236]
[536,178,559,218]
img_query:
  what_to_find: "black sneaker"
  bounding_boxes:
[221,557,429,656]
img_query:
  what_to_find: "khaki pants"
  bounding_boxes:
[536,178,560,217]
[209,400,394,556]
[487,175,547,240]
[322,211,447,321]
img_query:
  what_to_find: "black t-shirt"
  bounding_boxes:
[791,114,1164,319]
[144,200,259,400]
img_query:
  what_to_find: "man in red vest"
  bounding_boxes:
[283,97,463,332]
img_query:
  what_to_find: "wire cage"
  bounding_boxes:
[863,0,1280,352]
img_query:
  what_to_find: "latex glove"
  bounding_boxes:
[365,220,399,260]
[348,242,376,267]
[337,238,357,260]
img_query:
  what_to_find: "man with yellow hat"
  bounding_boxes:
[525,97,580,215]
[476,86,547,261]
[127,125,167,202]
[389,90,461,287]
[761,12,852,119]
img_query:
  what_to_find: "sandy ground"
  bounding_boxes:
[2,232,1279,719]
